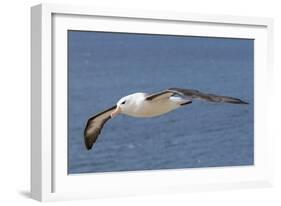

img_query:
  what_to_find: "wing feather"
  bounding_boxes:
[145,87,248,104]
[145,91,175,101]
[84,105,116,150]
[168,87,249,104]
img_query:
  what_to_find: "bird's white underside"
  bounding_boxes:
[119,93,190,118]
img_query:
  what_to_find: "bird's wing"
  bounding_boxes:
[145,90,175,101]
[84,105,117,150]
[146,87,248,104]
[167,87,249,104]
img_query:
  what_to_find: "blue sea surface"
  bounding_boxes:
[68,31,254,174]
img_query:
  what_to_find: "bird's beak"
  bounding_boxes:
[111,106,121,118]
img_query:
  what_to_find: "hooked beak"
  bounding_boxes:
[111,106,121,118]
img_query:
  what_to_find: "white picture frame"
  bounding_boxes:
[31,3,274,202]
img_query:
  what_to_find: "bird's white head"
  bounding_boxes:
[110,95,130,118]
[110,93,144,118]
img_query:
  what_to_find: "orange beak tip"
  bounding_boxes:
[111,107,121,118]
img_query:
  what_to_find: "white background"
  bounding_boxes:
[0,0,280,205]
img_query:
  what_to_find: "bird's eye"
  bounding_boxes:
[121,101,126,105]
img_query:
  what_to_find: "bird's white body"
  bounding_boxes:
[118,93,190,118]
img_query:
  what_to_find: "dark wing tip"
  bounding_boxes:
[238,100,249,104]
[83,120,97,150]
[84,128,95,150]
[84,136,94,150]
[224,97,249,105]
[84,123,102,150]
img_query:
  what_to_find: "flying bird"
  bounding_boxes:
[84,87,248,150]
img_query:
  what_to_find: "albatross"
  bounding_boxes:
[84,87,248,150]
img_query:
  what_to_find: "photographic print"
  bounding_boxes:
[68,31,253,174]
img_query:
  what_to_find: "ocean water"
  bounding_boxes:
[68,31,254,174]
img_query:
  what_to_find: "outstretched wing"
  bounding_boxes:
[84,105,116,150]
[168,88,249,104]
[146,87,248,104]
